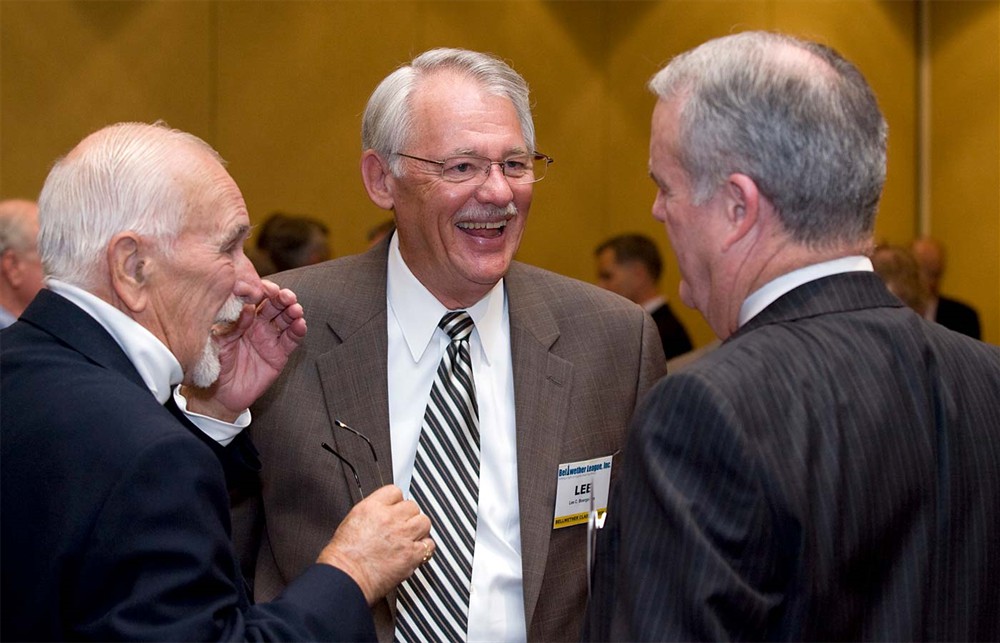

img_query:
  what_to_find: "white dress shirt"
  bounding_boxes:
[640,294,667,315]
[0,305,17,329]
[739,256,874,327]
[386,234,525,642]
[47,279,249,445]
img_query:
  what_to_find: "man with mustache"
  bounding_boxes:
[1,122,432,640]
[238,48,666,641]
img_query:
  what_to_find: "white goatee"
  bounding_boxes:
[190,296,246,388]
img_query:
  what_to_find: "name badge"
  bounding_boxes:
[552,454,613,529]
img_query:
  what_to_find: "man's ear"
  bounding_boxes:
[721,173,762,252]
[360,150,395,211]
[107,231,149,313]
[1,249,21,285]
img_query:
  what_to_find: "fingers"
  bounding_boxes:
[320,486,437,605]
[406,507,431,539]
[417,537,436,565]
[367,484,405,504]
[256,282,302,324]
[235,283,305,354]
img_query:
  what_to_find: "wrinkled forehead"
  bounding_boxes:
[408,70,527,148]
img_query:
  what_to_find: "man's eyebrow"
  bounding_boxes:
[223,223,251,248]
[449,146,530,157]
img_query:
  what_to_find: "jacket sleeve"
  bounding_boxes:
[70,430,374,641]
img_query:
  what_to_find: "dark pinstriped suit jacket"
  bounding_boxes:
[235,236,666,642]
[585,271,1000,641]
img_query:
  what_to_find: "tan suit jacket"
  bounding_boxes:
[236,238,666,641]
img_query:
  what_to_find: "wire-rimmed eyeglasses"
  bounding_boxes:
[321,419,385,500]
[393,151,554,185]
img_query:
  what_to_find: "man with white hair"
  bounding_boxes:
[1,122,432,640]
[586,32,1000,640]
[0,198,44,328]
[240,48,666,642]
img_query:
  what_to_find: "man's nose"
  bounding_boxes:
[234,252,264,303]
[475,163,517,206]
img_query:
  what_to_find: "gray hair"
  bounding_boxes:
[0,200,38,255]
[38,122,223,289]
[649,31,887,248]
[362,48,535,175]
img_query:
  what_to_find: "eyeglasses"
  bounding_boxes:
[321,419,385,500]
[393,151,554,185]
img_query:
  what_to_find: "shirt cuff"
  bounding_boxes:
[172,385,251,447]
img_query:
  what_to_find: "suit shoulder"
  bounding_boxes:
[267,251,384,319]
[268,253,371,292]
[508,262,643,316]
[3,347,206,460]
[923,317,998,362]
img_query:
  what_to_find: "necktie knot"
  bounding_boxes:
[440,310,474,342]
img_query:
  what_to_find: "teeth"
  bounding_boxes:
[458,220,507,230]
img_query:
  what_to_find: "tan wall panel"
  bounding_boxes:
[930,0,999,344]
[215,2,441,257]
[589,1,770,348]
[8,1,994,347]
[0,1,214,198]
[773,0,918,246]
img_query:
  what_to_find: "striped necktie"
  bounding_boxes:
[395,311,480,643]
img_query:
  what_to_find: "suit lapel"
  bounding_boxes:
[505,263,574,629]
[315,319,392,500]
[20,289,147,390]
[313,242,394,504]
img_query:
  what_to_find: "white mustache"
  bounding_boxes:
[215,296,245,324]
[456,201,518,224]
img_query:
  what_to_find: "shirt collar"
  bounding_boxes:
[386,233,506,365]
[0,305,16,328]
[46,279,183,404]
[640,295,666,315]
[739,255,873,327]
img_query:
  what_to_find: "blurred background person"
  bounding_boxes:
[595,233,692,360]
[250,212,331,275]
[871,244,928,315]
[912,236,981,339]
[0,199,45,328]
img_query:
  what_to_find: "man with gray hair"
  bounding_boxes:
[0,198,44,328]
[1,122,433,640]
[239,48,665,641]
[585,32,1000,640]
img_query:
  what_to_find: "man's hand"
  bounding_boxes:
[318,485,434,606]
[185,279,307,421]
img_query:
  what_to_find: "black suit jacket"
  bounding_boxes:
[935,294,981,339]
[585,272,1000,641]
[650,302,693,360]
[0,289,375,641]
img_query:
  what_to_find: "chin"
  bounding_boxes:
[189,337,222,389]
